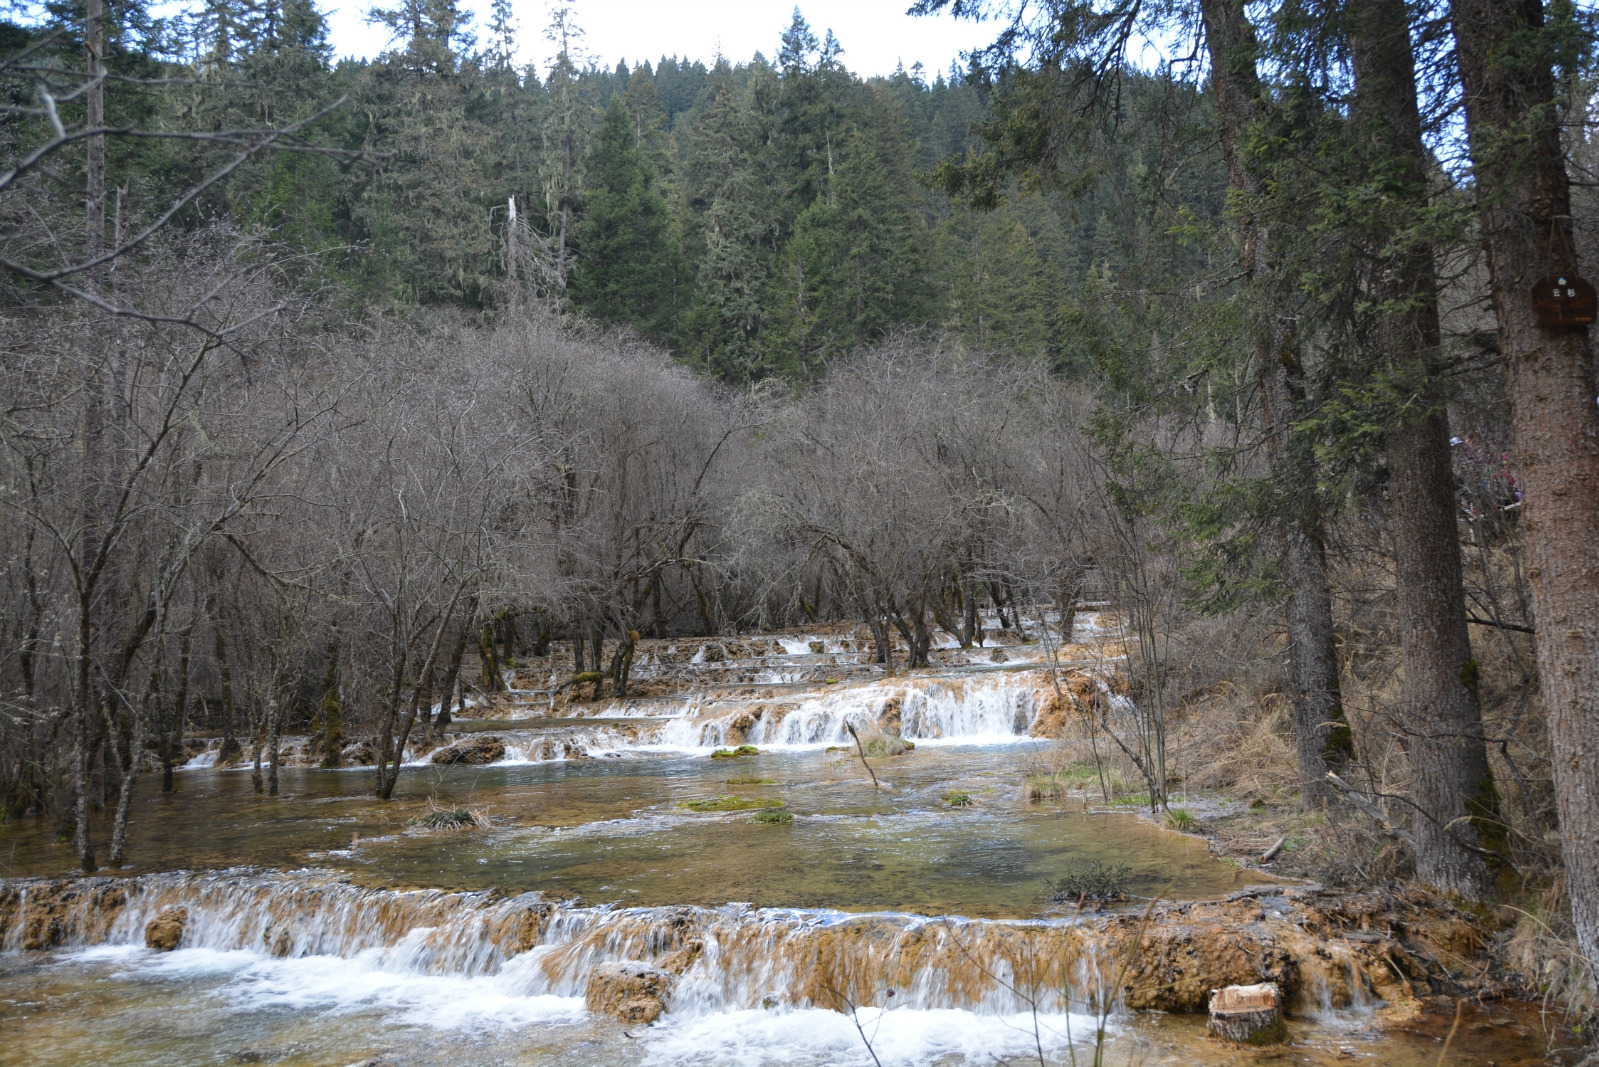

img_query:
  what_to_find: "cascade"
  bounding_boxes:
[0,869,1380,1022]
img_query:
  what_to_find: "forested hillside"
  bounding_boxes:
[1,2,1218,379]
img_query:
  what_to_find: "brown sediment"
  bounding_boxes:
[0,878,127,950]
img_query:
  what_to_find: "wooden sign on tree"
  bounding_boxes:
[1530,275,1598,326]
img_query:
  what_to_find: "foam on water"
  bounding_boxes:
[642,1006,1101,1067]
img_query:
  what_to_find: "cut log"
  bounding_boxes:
[1207,982,1288,1045]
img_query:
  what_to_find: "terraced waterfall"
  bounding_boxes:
[0,614,1561,1065]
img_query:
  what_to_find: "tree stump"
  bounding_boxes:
[1207,982,1287,1045]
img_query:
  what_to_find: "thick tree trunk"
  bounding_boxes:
[1451,0,1599,942]
[478,624,502,691]
[612,629,639,697]
[1351,0,1499,897]
[867,613,892,668]
[1201,0,1352,809]
[960,577,980,648]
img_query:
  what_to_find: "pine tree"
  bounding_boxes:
[765,101,932,373]
[539,2,590,289]
[352,0,496,303]
[486,0,515,71]
[681,83,777,381]
[570,98,683,338]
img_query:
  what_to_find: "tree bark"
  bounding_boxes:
[960,576,980,648]
[84,0,105,270]
[1451,0,1599,941]
[211,607,241,765]
[108,689,147,868]
[162,623,193,792]
[1350,0,1499,897]
[867,613,892,668]
[1200,0,1352,808]
[266,694,281,797]
[318,631,343,766]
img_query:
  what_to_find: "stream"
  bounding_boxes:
[0,619,1572,1065]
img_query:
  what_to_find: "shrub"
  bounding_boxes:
[753,806,793,824]
[1045,860,1134,905]
[410,807,487,830]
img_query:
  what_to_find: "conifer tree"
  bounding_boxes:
[570,98,683,338]
[681,83,777,380]
[765,103,932,373]
[540,2,590,290]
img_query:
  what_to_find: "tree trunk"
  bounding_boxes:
[108,699,145,868]
[375,637,406,799]
[318,633,343,767]
[432,608,475,740]
[84,0,105,270]
[478,624,502,692]
[213,616,241,765]
[1350,0,1499,897]
[266,694,281,797]
[1200,0,1352,809]
[612,629,639,697]
[960,577,980,648]
[867,613,892,668]
[1451,0,1599,942]
[163,623,193,793]
[72,587,97,872]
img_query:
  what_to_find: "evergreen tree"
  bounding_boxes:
[681,83,777,380]
[353,0,496,304]
[764,106,932,372]
[485,0,516,72]
[570,98,683,338]
[539,2,590,289]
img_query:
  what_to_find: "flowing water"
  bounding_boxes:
[0,619,1572,1065]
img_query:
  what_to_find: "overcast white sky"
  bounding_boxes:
[324,0,997,78]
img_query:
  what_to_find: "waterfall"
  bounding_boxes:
[2,870,1115,1015]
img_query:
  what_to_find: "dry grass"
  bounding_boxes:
[1174,682,1298,804]
[409,798,492,831]
[1498,876,1599,1026]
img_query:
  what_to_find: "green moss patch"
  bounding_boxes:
[680,794,786,813]
[710,744,761,759]
[725,776,775,785]
[752,806,793,824]
[943,791,975,808]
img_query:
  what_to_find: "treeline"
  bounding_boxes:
[0,2,1217,380]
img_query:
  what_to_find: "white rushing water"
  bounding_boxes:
[9,870,1109,1066]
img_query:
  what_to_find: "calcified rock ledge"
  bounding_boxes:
[0,868,1517,1026]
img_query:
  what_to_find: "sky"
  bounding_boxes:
[323,0,999,78]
